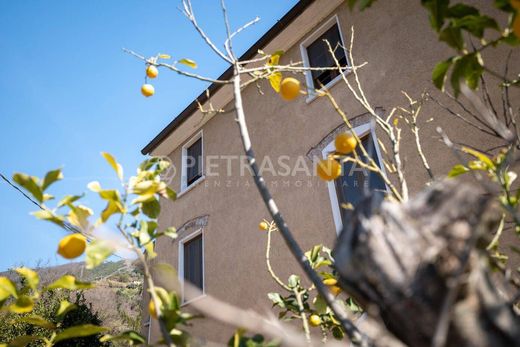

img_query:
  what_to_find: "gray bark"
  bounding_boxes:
[334,180,520,347]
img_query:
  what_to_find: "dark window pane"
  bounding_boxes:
[186,137,202,185]
[184,234,203,290]
[334,135,386,221]
[307,24,347,87]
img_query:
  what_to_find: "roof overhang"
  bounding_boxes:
[143,0,343,156]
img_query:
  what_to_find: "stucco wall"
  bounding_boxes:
[145,0,520,344]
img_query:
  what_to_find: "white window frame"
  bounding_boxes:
[144,316,152,343]
[322,123,387,235]
[180,130,205,194]
[178,228,205,305]
[300,15,350,103]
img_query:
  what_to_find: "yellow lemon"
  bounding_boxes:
[323,278,338,286]
[309,314,321,327]
[335,133,358,154]
[57,233,87,259]
[316,158,341,181]
[141,84,155,97]
[514,14,520,38]
[259,221,269,231]
[148,300,158,319]
[146,65,159,78]
[279,77,300,101]
[330,285,342,296]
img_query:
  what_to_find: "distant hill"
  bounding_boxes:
[1,260,143,337]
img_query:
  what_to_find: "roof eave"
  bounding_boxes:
[141,0,315,155]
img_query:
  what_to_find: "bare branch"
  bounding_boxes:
[181,0,233,63]
[123,48,232,85]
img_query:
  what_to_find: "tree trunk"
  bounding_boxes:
[334,180,520,347]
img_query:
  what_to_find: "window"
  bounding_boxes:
[322,124,387,234]
[301,15,349,96]
[183,234,203,290]
[334,135,386,216]
[179,230,204,303]
[181,131,204,191]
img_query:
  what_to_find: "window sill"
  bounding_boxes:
[181,293,207,307]
[178,175,206,198]
[305,69,351,104]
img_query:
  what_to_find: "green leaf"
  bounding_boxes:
[267,51,284,66]
[421,0,449,32]
[287,275,300,289]
[9,295,34,313]
[267,292,285,308]
[451,15,499,38]
[12,173,43,203]
[68,205,93,230]
[307,244,322,263]
[439,27,464,50]
[85,240,114,269]
[268,72,282,93]
[502,31,520,46]
[6,335,43,347]
[162,227,177,239]
[461,147,495,169]
[31,210,65,227]
[0,277,18,300]
[144,242,157,260]
[101,152,123,180]
[313,295,328,314]
[450,53,483,95]
[494,0,516,12]
[41,168,63,191]
[100,330,146,344]
[138,220,151,245]
[448,164,469,177]
[54,324,108,343]
[56,300,77,318]
[87,181,102,192]
[42,193,54,202]
[100,201,124,222]
[15,268,39,291]
[432,58,453,90]
[47,275,93,290]
[332,326,344,340]
[20,315,56,329]
[446,4,479,18]
[142,199,160,218]
[179,58,197,68]
[468,160,487,170]
[165,187,176,200]
[346,297,362,312]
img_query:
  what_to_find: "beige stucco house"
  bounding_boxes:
[140,0,519,344]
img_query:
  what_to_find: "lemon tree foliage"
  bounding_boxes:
[5,0,519,346]
[227,330,280,347]
[0,272,108,347]
[5,154,196,346]
[348,0,520,94]
[262,219,361,342]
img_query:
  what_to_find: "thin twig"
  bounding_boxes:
[182,0,232,63]
[231,66,373,347]
[266,226,291,291]
[123,48,231,85]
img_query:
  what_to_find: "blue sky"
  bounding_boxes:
[0,0,298,271]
